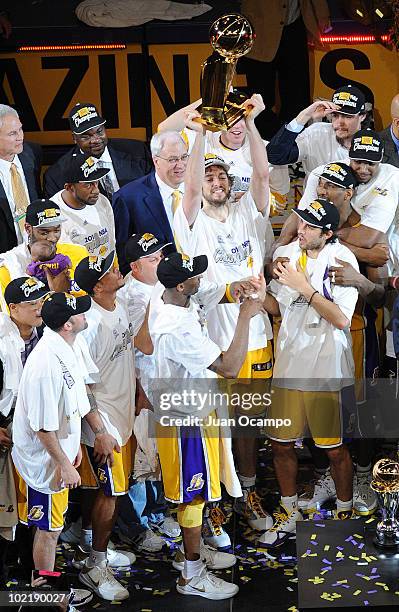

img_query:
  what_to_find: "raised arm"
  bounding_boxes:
[245,94,270,215]
[158,99,202,133]
[181,114,206,226]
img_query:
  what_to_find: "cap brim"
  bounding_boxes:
[78,167,110,182]
[349,153,383,163]
[98,251,115,281]
[139,241,171,259]
[205,161,231,173]
[333,109,363,116]
[192,254,208,277]
[74,294,92,314]
[73,119,106,135]
[293,208,323,229]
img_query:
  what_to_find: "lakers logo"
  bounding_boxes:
[337,92,351,101]
[361,136,373,145]
[98,468,108,484]
[309,201,322,211]
[186,473,205,492]
[327,163,342,173]
[28,505,44,521]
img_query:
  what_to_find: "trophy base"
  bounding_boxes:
[373,531,399,550]
[196,90,252,132]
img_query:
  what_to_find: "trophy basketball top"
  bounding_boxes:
[371,458,399,493]
[209,14,254,60]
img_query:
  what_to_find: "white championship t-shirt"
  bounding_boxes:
[288,121,350,177]
[119,275,154,393]
[183,128,290,195]
[269,240,358,391]
[12,328,92,494]
[173,191,273,351]
[81,298,136,447]
[51,190,115,257]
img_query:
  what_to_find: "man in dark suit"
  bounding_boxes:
[43,102,152,198]
[379,93,399,168]
[113,131,188,275]
[0,104,42,254]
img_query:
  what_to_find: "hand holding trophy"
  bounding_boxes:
[197,13,255,131]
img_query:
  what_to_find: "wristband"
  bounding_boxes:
[308,290,319,306]
[225,283,236,303]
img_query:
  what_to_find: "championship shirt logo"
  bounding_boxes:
[181,253,193,272]
[186,473,205,491]
[97,468,108,484]
[28,505,44,521]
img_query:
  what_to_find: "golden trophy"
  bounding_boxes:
[371,458,399,548]
[197,13,254,131]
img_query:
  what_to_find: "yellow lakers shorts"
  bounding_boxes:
[79,439,133,497]
[266,387,344,448]
[15,469,68,532]
[156,414,221,504]
[227,345,273,416]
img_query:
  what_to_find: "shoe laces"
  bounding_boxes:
[208,507,226,534]
[269,509,291,532]
[99,564,121,587]
[247,491,267,518]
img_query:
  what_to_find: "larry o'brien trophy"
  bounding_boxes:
[197,14,254,131]
[371,458,399,548]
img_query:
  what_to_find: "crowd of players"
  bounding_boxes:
[0,82,399,607]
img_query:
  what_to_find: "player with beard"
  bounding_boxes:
[50,153,115,257]
[173,94,275,540]
[266,84,368,178]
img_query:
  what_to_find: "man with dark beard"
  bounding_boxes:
[173,94,274,541]
[50,153,115,257]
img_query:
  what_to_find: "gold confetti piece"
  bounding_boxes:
[111,602,121,605]
[361,576,371,581]
[365,517,375,523]
[353,534,363,539]
[311,534,317,540]
[240,576,252,582]
[349,556,360,561]
[324,545,330,551]
[320,570,329,575]
[353,590,361,596]
[141,609,153,612]
[376,582,387,587]
[336,552,344,558]
[239,565,244,571]
[336,580,347,584]
[369,556,378,560]
[288,607,298,612]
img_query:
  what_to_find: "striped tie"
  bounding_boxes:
[171,190,182,253]
[10,163,29,237]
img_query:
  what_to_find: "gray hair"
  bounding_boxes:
[150,130,186,157]
[0,104,19,129]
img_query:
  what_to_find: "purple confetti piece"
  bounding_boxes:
[367,590,377,594]
[306,549,311,555]
[310,541,318,547]
[356,573,365,578]
[322,559,332,564]
[336,546,344,551]
[370,575,381,580]
[358,543,365,550]
[371,568,377,574]
[321,566,332,571]
[364,601,369,606]
[336,558,345,562]
[314,523,326,527]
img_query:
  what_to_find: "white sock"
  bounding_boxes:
[87,549,107,568]
[336,498,353,512]
[281,494,298,513]
[238,474,256,489]
[356,463,371,474]
[79,529,92,552]
[182,557,205,580]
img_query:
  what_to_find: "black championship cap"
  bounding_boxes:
[125,233,170,263]
[331,84,366,115]
[65,153,110,183]
[318,162,358,189]
[349,129,384,163]
[157,252,208,288]
[26,199,66,228]
[4,276,50,305]
[74,251,115,293]
[293,198,340,231]
[41,292,91,330]
[204,153,230,173]
[68,102,106,135]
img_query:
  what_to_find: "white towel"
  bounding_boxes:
[0,315,24,417]
[76,0,211,28]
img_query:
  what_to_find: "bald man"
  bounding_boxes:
[378,94,399,168]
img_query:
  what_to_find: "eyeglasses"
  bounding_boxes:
[156,153,189,165]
